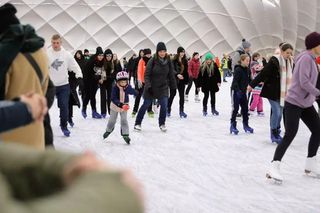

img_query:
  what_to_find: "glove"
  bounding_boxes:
[122,104,130,111]
[138,80,143,89]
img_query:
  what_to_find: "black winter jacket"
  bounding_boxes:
[249,56,280,101]
[231,65,251,93]
[197,63,221,92]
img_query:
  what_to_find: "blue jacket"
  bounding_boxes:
[111,84,137,108]
[0,101,32,133]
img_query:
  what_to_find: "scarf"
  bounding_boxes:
[110,84,126,112]
[0,24,44,100]
[275,55,293,107]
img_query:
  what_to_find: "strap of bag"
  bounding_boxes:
[23,53,45,86]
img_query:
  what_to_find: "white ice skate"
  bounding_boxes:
[266,161,283,184]
[160,125,167,132]
[305,156,320,178]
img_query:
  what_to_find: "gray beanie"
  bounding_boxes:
[242,39,251,49]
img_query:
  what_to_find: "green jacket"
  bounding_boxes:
[0,143,143,213]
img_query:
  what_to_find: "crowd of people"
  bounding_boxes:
[1,2,320,211]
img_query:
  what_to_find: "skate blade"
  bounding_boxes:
[266,173,283,184]
[304,170,320,179]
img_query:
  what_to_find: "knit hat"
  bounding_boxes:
[0,3,20,34]
[156,42,167,52]
[143,48,151,55]
[104,48,113,56]
[95,47,103,55]
[242,39,251,49]
[192,52,199,58]
[305,32,320,50]
[177,46,185,54]
[204,53,214,61]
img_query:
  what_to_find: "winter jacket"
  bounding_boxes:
[83,56,103,86]
[0,100,32,133]
[110,84,137,112]
[0,143,143,213]
[0,48,49,150]
[249,56,281,101]
[143,55,177,99]
[137,58,148,83]
[188,58,200,79]
[285,51,320,108]
[172,57,189,84]
[231,65,251,93]
[197,62,221,92]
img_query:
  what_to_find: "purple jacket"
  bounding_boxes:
[286,51,320,108]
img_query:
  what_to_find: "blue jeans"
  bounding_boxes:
[56,84,70,127]
[268,99,283,130]
[135,97,168,126]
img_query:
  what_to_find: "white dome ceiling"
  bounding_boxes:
[4,0,320,57]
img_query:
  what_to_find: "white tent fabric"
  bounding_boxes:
[5,0,320,57]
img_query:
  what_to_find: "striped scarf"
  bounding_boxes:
[275,55,293,107]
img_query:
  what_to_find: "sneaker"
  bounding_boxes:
[134,125,142,131]
[61,126,70,137]
[160,125,167,132]
[148,111,155,118]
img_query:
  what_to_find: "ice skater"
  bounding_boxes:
[230,54,253,134]
[103,71,137,144]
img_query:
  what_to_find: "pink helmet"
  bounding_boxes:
[116,71,129,81]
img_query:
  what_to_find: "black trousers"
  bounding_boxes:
[186,78,199,95]
[273,102,320,161]
[168,81,185,113]
[230,90,248,124]
[82,82,98,112]
[203,90,216,111]
[100,80,113,115]
[133,84,152,113]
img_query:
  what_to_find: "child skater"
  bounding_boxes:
[103,71,137,144]
[230,54,254,134]
[249,52,264,116]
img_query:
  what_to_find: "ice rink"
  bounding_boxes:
[50,79,320,213]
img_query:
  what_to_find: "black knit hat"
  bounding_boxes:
[177,46,185,54]
[95,47,103,55]
[143,48,151,55]
[156,42,167,52]
[104,48,113,56]
[305,32,320,50]
[0,3,20,34]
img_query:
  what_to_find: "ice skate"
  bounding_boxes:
[305,156,320,178]
[266,161,283,184]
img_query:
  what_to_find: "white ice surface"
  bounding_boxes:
[51,79,320,213]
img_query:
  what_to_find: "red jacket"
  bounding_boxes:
[188,58,200,79]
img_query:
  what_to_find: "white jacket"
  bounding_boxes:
[48,47,82,86]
